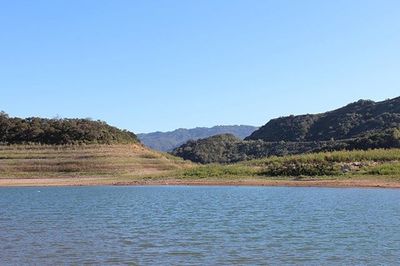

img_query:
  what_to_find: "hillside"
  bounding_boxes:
[0,112,195,185]
[172,131,400,164]
[173,97,400,164]
[172,134,333,164]
[0,144,191,186]
[138,125,257,152]
[246,97,400,142]
[0,112,138,145]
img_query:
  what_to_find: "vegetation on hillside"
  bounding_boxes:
[176,148,400,179]
[172,129,400,164]
[246,97,400,142]
[138,125,257,152]
[0,112,138,145]
[173,97,400,164]
[1,144,399,186]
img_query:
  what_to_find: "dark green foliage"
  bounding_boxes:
[172,130,400,164]
[262,160,339,177]
[172,134,343,164]
[138,125,257,152]
[346,128,400,150]
[0,112,138,145]
[172,96,400,164]
[246,97,400,142]
[172,134,243,164]
[247,114,321,141]
[3,95,398,160]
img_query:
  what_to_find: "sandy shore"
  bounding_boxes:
[0,177,399,188]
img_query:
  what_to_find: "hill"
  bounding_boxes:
[0,113,194,185]
[138,125,257,152]
[0,112,138,145]
[246,97,400,142]
[0,144,191,186]
[172,130,400,164]
[173,97,400,163]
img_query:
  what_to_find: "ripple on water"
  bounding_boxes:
[0,186,399,265]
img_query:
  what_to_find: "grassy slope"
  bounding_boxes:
[174,149,400,182]
[0,144,191,180]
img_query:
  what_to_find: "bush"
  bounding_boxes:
[262,160,340,177]
[367,162,400,175]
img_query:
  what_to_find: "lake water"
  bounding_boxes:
[0,186,399,265]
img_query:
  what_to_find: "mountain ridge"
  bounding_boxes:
[138,125,257,152]
[246,97,400,142]
[173,97,400,163]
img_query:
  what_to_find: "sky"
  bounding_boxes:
[0,0,399,133]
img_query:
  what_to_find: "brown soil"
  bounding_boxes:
[1,177,399,188]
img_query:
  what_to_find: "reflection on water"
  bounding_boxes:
[1,186,399,265]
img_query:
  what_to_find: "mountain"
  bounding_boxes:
[246,97,400,142]
[172,130,400,164]
[138,125,257,152]
[0,112,138,145]
[173,97,400,163]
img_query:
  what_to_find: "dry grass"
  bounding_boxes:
[0,144,192,179]
[1,145,399,188]
[173,148,400,182]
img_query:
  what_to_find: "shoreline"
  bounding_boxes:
[1,177,400,189]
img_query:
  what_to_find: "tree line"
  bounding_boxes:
[0,112,138,145]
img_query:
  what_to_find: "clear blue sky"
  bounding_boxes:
[0,0,399,133]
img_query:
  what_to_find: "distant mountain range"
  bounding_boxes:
[138,125,258,152]
[173,97,400,163]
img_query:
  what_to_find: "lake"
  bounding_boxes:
[1,186,399,265]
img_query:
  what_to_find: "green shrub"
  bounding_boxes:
[262,160,340,177]
[367,162,400,175]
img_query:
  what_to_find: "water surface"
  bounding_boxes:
[1,186,399,265]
